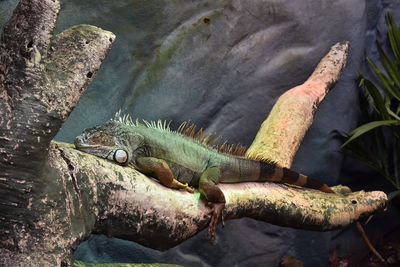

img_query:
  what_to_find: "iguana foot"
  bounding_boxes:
[183,184,195,193]
[206,202,225,241]
[171,179,195,193]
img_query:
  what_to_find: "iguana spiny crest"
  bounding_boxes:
[75,113,248,168]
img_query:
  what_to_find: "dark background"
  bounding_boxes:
[1,0,399,266]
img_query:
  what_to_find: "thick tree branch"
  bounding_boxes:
[48,142,387,251]
[246,42,349,167]
[42,25,115,120]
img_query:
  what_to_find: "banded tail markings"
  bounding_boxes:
[220,157,333,193]
[258,161,334,193]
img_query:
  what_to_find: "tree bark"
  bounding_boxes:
[0,1,387,266]
[0,0,115,266]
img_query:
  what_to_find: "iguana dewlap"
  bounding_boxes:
[74,116,334,240]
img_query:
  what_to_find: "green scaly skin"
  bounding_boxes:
[75,118,334,240]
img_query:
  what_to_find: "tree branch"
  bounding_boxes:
[42,25,115,120]
[246,42,349,167]
[48,142,387,251]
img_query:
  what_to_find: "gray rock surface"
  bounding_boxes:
[1,0,398,266]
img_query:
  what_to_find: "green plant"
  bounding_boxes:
[342,13,400,200]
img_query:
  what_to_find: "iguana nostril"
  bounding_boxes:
[74,137,82,146]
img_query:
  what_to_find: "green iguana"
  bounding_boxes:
[74,115,334,240]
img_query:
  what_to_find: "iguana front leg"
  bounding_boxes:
[136,157,194,193]
[199,166,225,241]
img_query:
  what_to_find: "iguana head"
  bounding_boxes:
[74,120,143,165]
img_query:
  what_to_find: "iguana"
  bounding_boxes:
[74,114,335,240]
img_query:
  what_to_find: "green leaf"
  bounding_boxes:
[339,133,383,172]
[342,120,400,147]
[368,58,400,101]
[359,75,390,119]
[377,44,400,87]
[359,79,377,112]
[397,102,400,115]
[344,13,400,192]
[343,145,381,171]
[387,108,400,120]
[375,127,389,173]
[386,13,400,63]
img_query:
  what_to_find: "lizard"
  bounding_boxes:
[74,114,335,241]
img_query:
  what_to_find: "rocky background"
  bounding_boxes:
[1,0,399,266]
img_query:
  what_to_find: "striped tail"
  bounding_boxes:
[258,160,335,193]
[219,157,334,193]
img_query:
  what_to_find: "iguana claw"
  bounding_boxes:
[182,183,195,193]
[170,179,195,193]
[206,202,225,241]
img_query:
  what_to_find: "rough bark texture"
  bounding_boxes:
[0,1,387,266]
[246,42,349,167]
[0,0,115,266]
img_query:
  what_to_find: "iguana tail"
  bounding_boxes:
[219,157,334,193]
[257,161,335,193]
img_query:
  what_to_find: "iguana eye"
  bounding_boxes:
[113,149,128,164]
